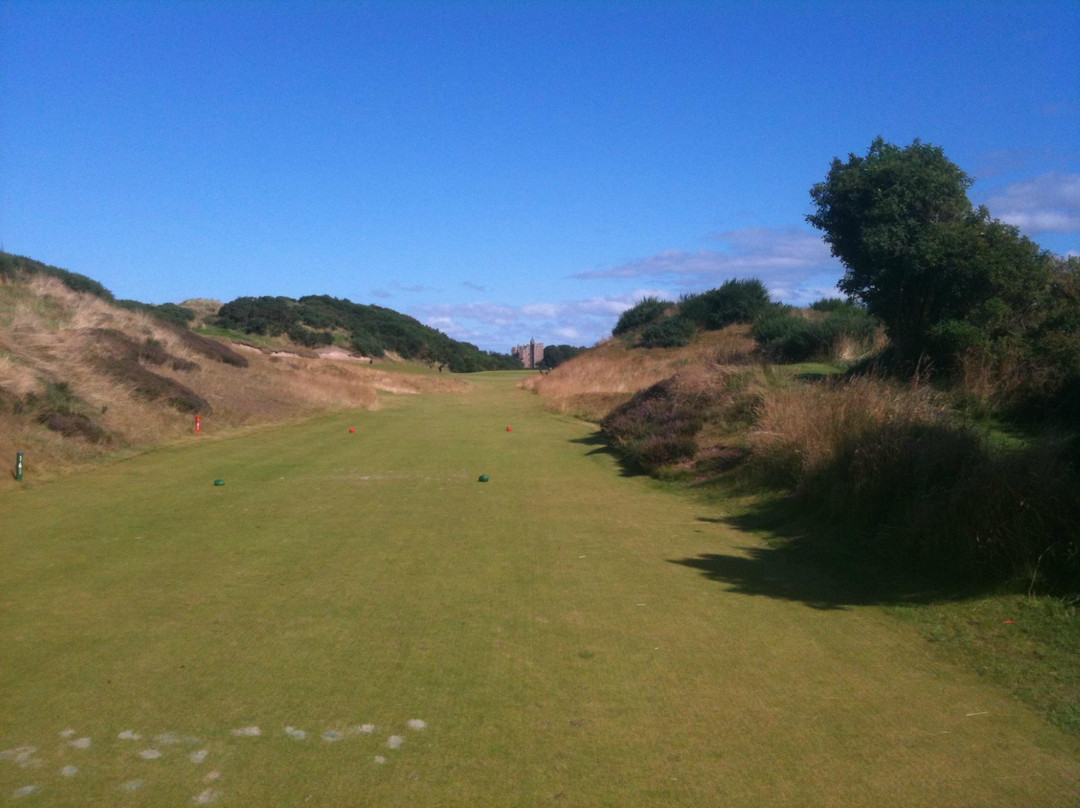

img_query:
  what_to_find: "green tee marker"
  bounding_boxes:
[478,474,490,483]
[213,479,226,486]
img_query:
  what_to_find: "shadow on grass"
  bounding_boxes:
[568,431,645,478]
[669,494,993,610]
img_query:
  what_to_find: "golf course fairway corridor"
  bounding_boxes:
[2,373,1078,807]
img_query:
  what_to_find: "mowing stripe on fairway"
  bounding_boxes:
[1,374,1078,807]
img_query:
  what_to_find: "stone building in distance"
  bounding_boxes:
[511,339,545,368]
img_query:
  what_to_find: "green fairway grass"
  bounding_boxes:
[2,374,1078,806]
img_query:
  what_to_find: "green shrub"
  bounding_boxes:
[216,296,295,336]
[117,300,196,326]
[49,267,114,300]
[38,411,111,442]
[753,313,819,362]
[0,251,114,301]
[613,297,674,336]
[809,297,857,313]
[754,308,878,363]
[601,378,703,469]
[349,330,386,358]
[137,338,170,365]
[925,319,987,370]
[287,324,334,348]
[537,344,587,369]
[638,316,696,348]
[679,278,772,330]
[600,371,763,474]
[24,381,111,442]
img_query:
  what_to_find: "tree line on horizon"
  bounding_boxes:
[0,253,527,373]
[214,294,523,372]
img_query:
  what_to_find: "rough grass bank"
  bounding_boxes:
[523,327,1080,740]
[0,274,464,484]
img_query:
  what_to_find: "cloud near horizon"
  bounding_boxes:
[411,290,672,351]
[574,227,837,285]
[411,226,849,352]
[984,172,1080,235]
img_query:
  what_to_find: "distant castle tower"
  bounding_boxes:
[511,338,545,369]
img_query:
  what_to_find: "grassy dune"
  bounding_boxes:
[0,275,473,486]
[2,374,1077,806]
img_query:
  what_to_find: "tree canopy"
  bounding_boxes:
[537,344,587,370]
[807,137,1054,367]
[612,297,673,336]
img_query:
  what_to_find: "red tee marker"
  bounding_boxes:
[349,428,356,434]
[506,426,513,431]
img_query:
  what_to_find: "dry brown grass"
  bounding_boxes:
[0,276,465,483]
[745,370,1080,595]
[520,326,757,419]
[177,297,224,324]
[956,350,1040,411]
[747,373,947,485]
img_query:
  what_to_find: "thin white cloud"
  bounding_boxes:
[408,227,854,352]
[973,148,1055,180]
[984,172,1080,234]
[521,302,561,318]
[369,281,433,299]
[767,279,848,308]
[574,226,835,283]
[412,290,673,350]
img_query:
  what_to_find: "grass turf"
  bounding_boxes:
[1,374,1078,806]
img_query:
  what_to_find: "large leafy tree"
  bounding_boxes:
[807,137,1052,366]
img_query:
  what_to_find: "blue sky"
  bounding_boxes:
[2,1,1078,351]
